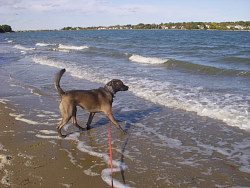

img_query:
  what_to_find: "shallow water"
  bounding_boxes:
[0,30,250,187]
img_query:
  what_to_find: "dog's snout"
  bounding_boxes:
[123,85,129,91]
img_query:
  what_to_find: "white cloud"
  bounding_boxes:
[108,4,157,16]
[0,0,157,16]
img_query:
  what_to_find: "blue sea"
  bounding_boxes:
[0,30,250,187]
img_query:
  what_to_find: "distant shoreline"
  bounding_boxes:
[13,29,250,33]
[2,21,250,33]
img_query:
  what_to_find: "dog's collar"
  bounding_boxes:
[104,85,115,97]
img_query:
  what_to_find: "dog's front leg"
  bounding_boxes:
[105,112,127,134]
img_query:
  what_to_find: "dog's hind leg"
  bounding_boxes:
[72,106,84,131]
[57,116,71,137]
[86,112,95,130]
[57,102,73,137]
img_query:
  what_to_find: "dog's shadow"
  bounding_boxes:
[89,105,163,132]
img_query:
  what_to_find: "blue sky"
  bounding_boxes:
[0,0,249,30]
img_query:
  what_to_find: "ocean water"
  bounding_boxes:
[0,30,250,187]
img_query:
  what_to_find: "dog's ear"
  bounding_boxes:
[106,80,113,86]
[107,79,119,86]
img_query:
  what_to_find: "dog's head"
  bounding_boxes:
[105,79,129,94]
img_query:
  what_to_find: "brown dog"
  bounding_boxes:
[54,69,129,137]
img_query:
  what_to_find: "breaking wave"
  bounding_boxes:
[128,54,168,64]
[128,54,250,77]
[58,44,89,50]
[13,45,35,51]
[35,43,57,47]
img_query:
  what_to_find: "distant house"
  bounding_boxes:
[180,26,186,30]
[227,25,234,30]
[234,25,246,30]
[162,26,169,29]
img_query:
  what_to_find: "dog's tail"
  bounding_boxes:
[54,69,66,95]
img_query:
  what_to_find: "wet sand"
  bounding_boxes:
[0,102,107,188]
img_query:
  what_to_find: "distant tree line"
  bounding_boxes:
[61,21,250,31]
[160,21,250,30]
[0,25,13,33]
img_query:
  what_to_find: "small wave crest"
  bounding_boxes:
[128,54,250,77]
[58,44,89,50]
[13,45,35,51]
[129,54,168,65]
[50,48,72,53]
[164,59,250,77]
[36,43,57,47]
[35,43,89,52]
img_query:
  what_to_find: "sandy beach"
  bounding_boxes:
[0,102,107,188]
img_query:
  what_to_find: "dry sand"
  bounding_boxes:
[0,102,108,188]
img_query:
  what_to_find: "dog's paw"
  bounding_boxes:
[58,129,67,138]
[59,134,67,138]
[121,129,128,134]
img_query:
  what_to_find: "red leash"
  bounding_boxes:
[108,121,114,188]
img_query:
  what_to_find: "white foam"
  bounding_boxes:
[38,110,55,115]
[13,44,35,51]
[39,130,58,135]
[61,183,72,188]
[101,168,133,188]
[36,114,46,117]
[30,56,110,84]
[58,44,89,50]
[9,113,40,125]
[36,134,59,139]
[196,137,250,174]
[0,99,10,105]
[77,142,132,188]
[128,78,250,131]
[51,48,71,53]
[27,88,42,96]
[36,42,57,47]
[31,56,69,69]
[135,123,182,148]
[0,144,6,151]
[84,169,99,176]
[129,54,168,65]
[0,155,10,169]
